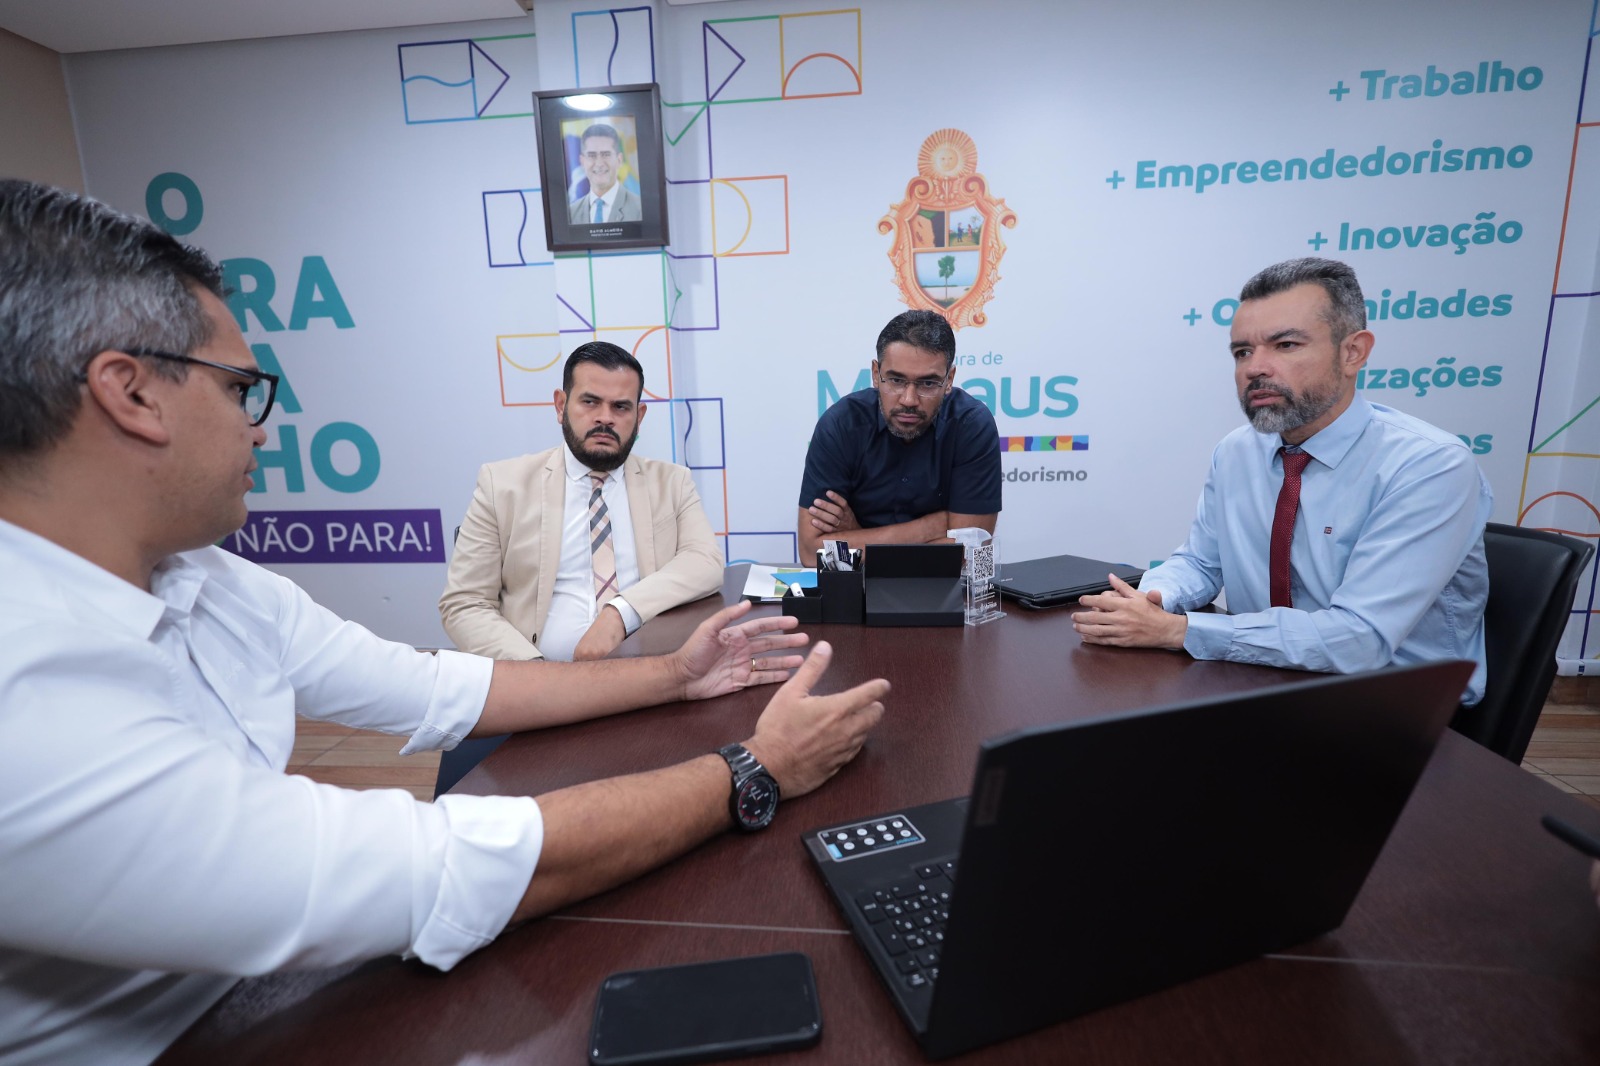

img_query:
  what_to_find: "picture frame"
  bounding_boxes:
[533,83,669,252]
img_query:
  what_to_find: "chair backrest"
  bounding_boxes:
[1450,522,1594,763]
[433,733,509,799]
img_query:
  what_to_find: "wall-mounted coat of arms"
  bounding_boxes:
[879,129,1018,330]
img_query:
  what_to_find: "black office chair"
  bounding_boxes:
[1449,522,1594,764]
[434,733,510,799]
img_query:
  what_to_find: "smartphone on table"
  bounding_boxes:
[589,951,822,1065]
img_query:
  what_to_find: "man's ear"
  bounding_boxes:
[81,350,172,445]
[635,400,648,428]
[553,388,568,423]
[1341,330,1375,376]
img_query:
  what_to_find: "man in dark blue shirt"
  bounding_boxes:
[797,310,1001,559]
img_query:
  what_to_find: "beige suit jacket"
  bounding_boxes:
[439,446,723,659]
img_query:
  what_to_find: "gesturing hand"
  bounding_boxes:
[673,600,811,701]
[743,642,890,799]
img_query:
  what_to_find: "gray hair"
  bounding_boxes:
[580,123,623,154]
[1238,257,1367,344]
[0,179,225,461]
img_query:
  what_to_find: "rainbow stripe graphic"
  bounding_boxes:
[999,435,1089,452]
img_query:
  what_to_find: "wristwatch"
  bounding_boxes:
[718,743,780,832]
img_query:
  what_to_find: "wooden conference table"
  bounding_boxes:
[163,574,1600,1064]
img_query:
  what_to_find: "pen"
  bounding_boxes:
[1540,814,1600,860]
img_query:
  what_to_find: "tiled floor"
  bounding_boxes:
[292,690,1600,808]
[289,718,440,801]
[1521,703,1600,814]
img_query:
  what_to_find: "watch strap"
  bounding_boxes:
[718,742,761,780]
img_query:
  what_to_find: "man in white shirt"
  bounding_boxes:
[439,341,723,662]
[566,123,643,225]
[0,179,888,1065]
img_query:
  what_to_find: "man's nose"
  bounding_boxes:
[1240,351,1274,378]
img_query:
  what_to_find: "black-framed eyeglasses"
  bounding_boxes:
[876,371,950,398]
[77,348,280,426]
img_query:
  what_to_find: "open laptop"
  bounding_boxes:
[802,659,1473,1060]
[996,553,1145,608]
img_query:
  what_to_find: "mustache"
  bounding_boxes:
[891,406,926,418]
[585,427,620,441]
[1244,379,1291,399]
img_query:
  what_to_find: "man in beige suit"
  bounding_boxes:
[442,341,722,661]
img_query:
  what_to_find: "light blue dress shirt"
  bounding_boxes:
[1140,398,1491,704]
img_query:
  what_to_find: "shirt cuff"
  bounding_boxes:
[409,794,543,970]
[606,596,643,637]
[1182,611,1236,661]
[399,650,495,755]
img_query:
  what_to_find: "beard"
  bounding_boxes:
[883,388,940,438]
[1239,375,1339,436]
[884,404,933,441]
[563,419,637,472]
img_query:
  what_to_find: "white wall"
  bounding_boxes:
[62,0,1600,657]
[0,27,83,190]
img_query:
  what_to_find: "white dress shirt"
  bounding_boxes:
[538,449,643,662]
[0,518,544,1065]
[584,183,619,223]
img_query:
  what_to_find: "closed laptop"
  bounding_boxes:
[997,553,1145,608]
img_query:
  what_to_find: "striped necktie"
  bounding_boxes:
[593,196,605,224]
[588,471,617,602]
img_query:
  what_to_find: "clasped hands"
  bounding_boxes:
[1072,574,1188,650]
[807,490,860,535]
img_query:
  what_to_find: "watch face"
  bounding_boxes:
[735,774,778,828]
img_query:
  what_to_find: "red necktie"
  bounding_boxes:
[1270,448,1312,608]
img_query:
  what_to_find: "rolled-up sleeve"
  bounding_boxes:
[250,561,495,753]
[414,793,542,968]
[0,632,541,976]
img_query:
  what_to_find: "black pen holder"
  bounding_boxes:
[781,584,824,623]
[818,568,865,624]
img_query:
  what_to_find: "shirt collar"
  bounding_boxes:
[1256,396,1374,471]
[0,516,207,641]
[564,445,617,486]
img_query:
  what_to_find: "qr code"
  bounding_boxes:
[969,543,995,581]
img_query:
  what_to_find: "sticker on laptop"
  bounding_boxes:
[817,815,925,861]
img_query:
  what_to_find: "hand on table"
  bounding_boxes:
[1072,574,1188,650]
[573,605,627,661]
[743,641,889,798]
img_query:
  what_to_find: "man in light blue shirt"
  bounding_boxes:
[1073,257,1491,704]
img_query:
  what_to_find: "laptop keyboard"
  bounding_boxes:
[853,860,957,990]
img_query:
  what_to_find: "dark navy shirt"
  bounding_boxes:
[798,387,1002,528]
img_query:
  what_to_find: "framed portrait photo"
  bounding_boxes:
[534,83,669,252]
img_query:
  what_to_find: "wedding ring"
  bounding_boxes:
[750,657,758,672]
